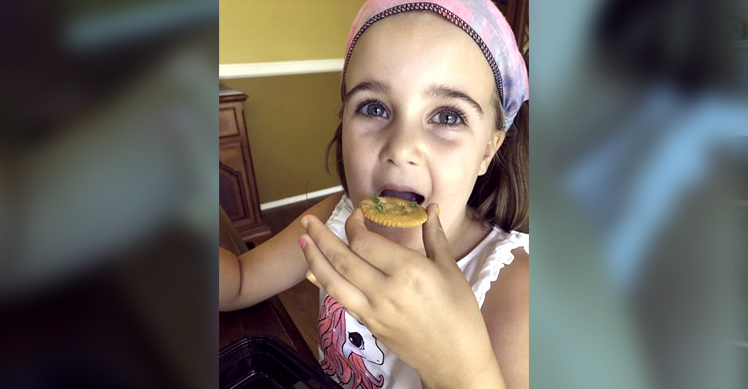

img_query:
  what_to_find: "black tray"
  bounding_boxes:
[219,336,342,389]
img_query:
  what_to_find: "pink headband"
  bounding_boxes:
[341,0,529,130]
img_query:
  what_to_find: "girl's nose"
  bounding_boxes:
[379,119,424,167]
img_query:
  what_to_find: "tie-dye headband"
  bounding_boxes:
[341,0,529,130]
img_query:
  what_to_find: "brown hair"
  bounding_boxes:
[325,97,529,234]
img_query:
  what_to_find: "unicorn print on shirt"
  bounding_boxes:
[319,295,385,389]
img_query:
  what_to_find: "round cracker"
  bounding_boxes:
[358,196,427,228]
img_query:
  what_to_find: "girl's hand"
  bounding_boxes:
[299,205,504,388]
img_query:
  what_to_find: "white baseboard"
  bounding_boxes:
[260,186,343,211]
[219,59,344,79]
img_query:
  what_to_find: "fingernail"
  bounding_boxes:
[298,236,307,248]
[435,203,440,216]
[300,216,308,229]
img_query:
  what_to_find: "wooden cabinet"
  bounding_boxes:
[219,85,272,248]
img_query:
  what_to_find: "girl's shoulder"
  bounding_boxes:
[457,225,528,267]
[457,225,528,308]
[491,227,529,256]
[480,243,528,389]
[479,227,528,301]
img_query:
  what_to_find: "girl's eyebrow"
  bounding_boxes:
[344,80,391,104]
[344,80,484,117]
[425,84,484,117]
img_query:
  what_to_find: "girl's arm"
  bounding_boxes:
[219,192,342,311]
[480,247,529,389]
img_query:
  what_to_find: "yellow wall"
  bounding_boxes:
[222,74,343,203]
[220,0,364,64]
[220,0,366,202]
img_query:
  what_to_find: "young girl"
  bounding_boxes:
[219,1,529,388]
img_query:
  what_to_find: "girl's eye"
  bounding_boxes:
[357,101,389,118]
[355,101,466,128]
[431,107,466,127]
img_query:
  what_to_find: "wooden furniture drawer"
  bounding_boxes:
[219,104,241,138]
[219,84,272,248]
[219,138,257,225]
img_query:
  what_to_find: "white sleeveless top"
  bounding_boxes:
[317,195,528,389]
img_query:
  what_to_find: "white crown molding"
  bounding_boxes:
[260,186,343,211]
[219,58,344,79]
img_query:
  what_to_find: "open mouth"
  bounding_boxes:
[379,189,425,205]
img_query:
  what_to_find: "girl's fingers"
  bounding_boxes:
[344,209,405,275]
[300,234,369,311]
[344,208,368,238]
[422,203,454,267]
[302,214,386,289]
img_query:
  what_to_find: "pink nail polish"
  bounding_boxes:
[299,236,307,248]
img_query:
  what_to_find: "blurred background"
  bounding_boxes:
[0,0,745,388]
[530,0,747,388]
[0,0,217,387]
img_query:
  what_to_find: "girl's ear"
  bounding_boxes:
[479,131,505,176]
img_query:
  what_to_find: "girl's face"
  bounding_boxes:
[342,12,503,245]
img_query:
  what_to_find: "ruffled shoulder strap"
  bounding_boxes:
[324,194,354,244]
[459,228,529,308]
